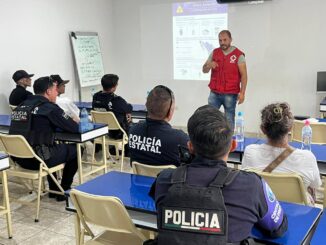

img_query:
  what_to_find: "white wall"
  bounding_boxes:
[112,0,326,132]
[0,0,114,114]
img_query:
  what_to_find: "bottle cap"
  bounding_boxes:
[304,120,310,126]
[238,111,243,116]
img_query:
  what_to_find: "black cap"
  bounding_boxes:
[50,74,69,86]
[12,70,34,83]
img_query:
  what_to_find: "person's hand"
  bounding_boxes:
[209,61,218,69]
[238,92,245,104]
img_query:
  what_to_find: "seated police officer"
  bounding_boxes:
[150,105,288,244]
[129,85,189,166]
[9,76,79,201]
[92,74,132,139]
[9,70,34,106]
[50,74,80,122]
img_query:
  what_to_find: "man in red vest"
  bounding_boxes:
[202,30,247,130]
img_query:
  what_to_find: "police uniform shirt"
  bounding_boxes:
[152,156,288,243]
[129,118,189,166]
[9,85,33,106]
[92,91,132,129]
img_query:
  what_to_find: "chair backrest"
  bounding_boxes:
[291,120,326,144]
[70,189,146,238]
[0,134,38,159]
[9,104,17,111]
[132,161,176,177]
[91,110,121,130]
[256,171,308,205]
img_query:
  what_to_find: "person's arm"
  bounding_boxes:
[48,105,79,133]
[256,178,288,238]
[153,169,174,207]
[202,52,217,73]
[237,60,247,104]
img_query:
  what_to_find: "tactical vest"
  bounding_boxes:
[158,165,239,245]
[9,98,56,160]
[9,100,45,142]
[92,91,115,112]
[209,48,244,94]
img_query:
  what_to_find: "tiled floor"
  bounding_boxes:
[0,151,133,245]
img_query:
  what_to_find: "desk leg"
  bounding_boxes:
[102,136,107,173]
[74,213,81,245]
[77,143,83,184]
[2,171,12,238]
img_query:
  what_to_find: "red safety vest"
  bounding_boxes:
[208,47,244,94]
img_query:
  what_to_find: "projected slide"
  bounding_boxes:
[173,1,228,80]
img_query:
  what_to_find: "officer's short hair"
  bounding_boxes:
[101,74,119,91]
[33,76,56,95]
[146,85,174,119]
[187,105,233,159]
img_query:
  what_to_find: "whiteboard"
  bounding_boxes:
[70,32,105,88]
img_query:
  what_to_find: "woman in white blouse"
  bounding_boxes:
[242,102,321,204]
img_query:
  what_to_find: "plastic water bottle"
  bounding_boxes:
[301,120,312,151]
[79,108,92,132]
[235,112,244,142]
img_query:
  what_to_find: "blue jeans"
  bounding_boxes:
[208,91,237,130]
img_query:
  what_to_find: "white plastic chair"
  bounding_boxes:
[0,134,65,221]
[91,111,128,171]
[132,161,176,177]
[70,189,146,245]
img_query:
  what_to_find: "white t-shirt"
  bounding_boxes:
[242,144,322,189]
[56,96,80,121]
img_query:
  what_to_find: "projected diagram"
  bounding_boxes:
[173,0,228,80]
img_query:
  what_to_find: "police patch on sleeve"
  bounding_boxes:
[62,111,70,120]
[162,207,225,235]
[258,179,284,230]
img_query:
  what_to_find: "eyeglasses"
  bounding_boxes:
[154,85,174,117]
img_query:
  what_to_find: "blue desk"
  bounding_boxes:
[66,171,322,244]
[311,209,326,244]
[71,170,156,213]
[231,137,326,164]
[74,102,147,119]
[0,115,10,134]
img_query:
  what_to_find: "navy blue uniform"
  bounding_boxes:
[9,85,33,106]
[10,95,79,191]
[92,91,132,139]
[129,119,189,166]
[152,156,288,243]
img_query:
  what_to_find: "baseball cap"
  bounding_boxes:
[12,70,34,83]
[50,74,69,86]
